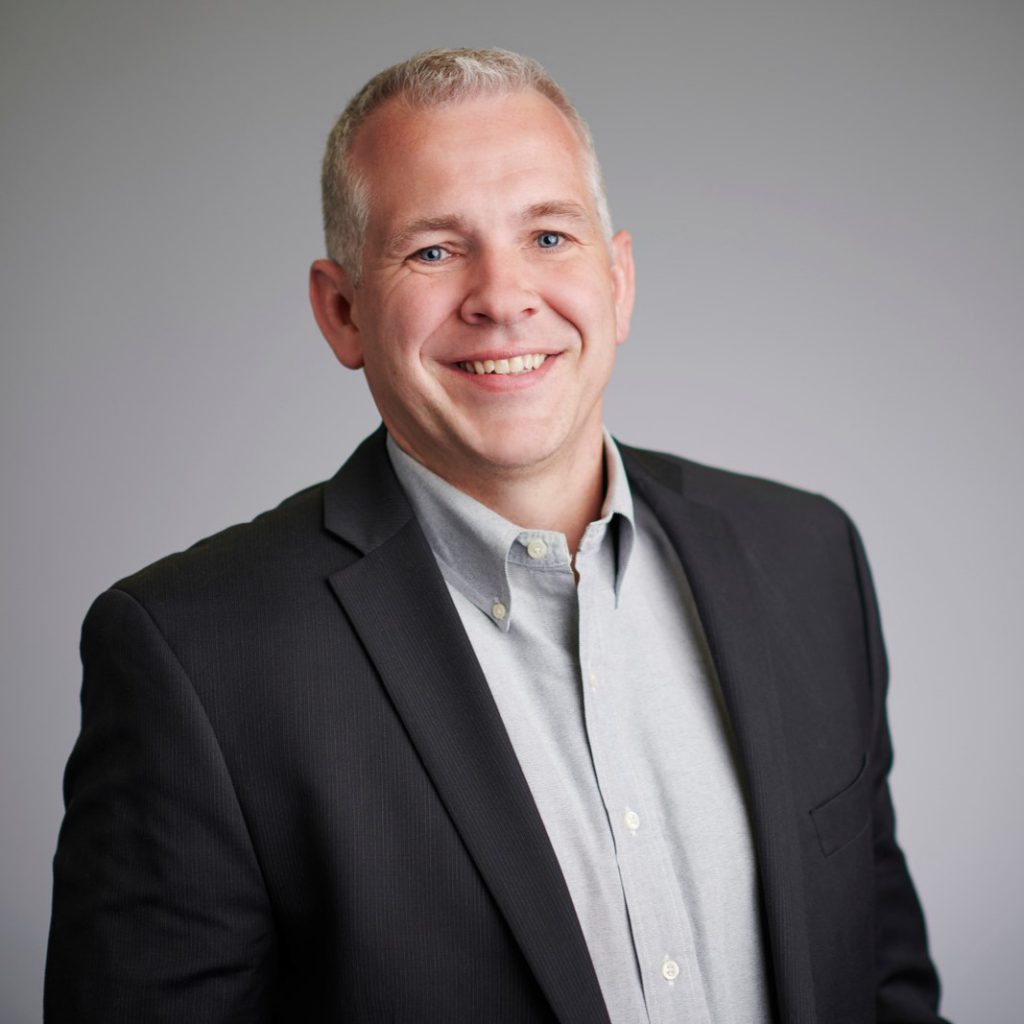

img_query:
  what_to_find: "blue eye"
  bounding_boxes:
[537,232,562,249]
[416,246,447,262]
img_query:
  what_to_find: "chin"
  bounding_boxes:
[460,411,601,474]
[459,433,564,476]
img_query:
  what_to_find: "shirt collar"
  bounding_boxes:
[387,431,636,631]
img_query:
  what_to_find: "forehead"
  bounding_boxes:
[349,90,593,225]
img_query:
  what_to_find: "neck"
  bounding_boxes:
[470,449,606,556]
[406,433,607,556]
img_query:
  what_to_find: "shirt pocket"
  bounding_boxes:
[809,754,872,857]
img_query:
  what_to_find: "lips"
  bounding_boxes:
[457,353,548,376]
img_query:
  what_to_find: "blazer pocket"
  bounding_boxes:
[809,754,872,858]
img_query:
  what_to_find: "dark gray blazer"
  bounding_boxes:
[45,428,946,1022]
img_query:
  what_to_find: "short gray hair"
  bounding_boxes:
[320,47,613,281]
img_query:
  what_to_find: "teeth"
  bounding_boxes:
[460,353,549,375]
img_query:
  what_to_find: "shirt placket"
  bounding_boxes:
[575,527,713,1024]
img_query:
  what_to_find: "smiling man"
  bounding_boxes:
[46,49,948,1023]
[310,81,634,552]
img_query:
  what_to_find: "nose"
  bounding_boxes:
[459,250,539,327]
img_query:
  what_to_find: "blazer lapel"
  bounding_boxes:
[323,430,610,1024]
[622,446,818,1024]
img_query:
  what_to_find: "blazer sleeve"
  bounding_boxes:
[45,588,277,1023]
[848,518,950,1023]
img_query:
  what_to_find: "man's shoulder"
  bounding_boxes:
[619,442,866,606]
[107,479,340,616]
[619,441,850,531]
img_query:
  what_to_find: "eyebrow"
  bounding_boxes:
[382,201,592,256]
[383,216,465,257]
[520,200,590,223]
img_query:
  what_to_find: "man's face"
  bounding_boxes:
[317,89,634,492]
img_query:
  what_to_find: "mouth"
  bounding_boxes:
[456,353,548,376]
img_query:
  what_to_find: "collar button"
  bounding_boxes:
[526,538,548,560]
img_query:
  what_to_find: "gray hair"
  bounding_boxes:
[320,47,613,281]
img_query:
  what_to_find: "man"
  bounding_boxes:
[46,48,947,1022]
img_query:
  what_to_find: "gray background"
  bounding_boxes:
[3,1,1021,1019]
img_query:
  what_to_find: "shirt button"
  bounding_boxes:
[624,810,641,833]
[661,959,680,982]
[526,538,548,559]
[491,602,507,620]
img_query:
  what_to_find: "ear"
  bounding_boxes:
[309,258,364,369]
[609,230,636,346]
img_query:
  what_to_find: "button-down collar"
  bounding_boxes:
[387,432,636,632]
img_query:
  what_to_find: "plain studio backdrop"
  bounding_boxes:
[2,2,1021,1019]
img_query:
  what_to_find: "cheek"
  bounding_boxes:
[545,270,617,335]
[382,281,458,356]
